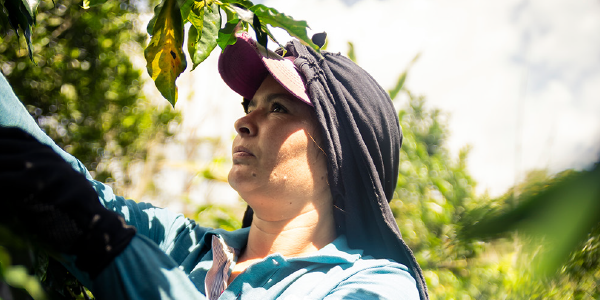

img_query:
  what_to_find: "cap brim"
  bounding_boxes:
[218,32,311,106]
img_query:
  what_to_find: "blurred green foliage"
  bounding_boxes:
[391,91,507,298]
[194,204,244,232]
[463,166,600,299]
[391,87,600,298]
[0,0,180,184]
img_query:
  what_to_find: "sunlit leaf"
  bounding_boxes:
[4,265,47,300]
[219,0,254,9]
[389,54,420,100]
[179,0,198,22]
[249,4,317,50]
[19,0,39,22]
[187,1,207,33]
[147,0,166,35]
[82,0,107,9]
[188,3,220,70]
[216,17,239,51]
[389,72,407,101]
[144,0,187,106]
[347,41,356,62]
[229,4,253,23]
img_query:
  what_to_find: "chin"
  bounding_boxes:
[228,168,255,195]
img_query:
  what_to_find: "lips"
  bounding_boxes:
[233,146,255,158]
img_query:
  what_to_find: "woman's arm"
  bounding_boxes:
[61,235,208,299]
[0,73,198,248]
[0,74,211,298]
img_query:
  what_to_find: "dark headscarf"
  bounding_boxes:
[239,39,429,299]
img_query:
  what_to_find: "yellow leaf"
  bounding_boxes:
[144,0,187,107]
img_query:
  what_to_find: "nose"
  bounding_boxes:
[234,113,257,136]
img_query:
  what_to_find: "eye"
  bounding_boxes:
[271,102,288,113]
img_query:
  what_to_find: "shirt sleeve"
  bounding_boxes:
[59,234,208,300]
[1,73,210,298]
[0,72,194,250]
[323,264,420,300]
[0,73,91,177]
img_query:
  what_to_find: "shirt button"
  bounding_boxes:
[272,259,279,265]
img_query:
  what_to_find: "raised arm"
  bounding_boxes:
[0,73,194,247]
[0,74,210,299]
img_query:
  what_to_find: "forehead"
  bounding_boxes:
[247,75,302,108]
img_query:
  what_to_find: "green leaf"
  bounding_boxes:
[179,0,198,22]
[188,3,220,70]
[219,0,254,9]
[4,265,47,300]
[144,0,187,106]
[18,0,39,24]
[147,0,167,35]
[389,72,407,100]
[187,1,207,32]
[229,4,253,23]
[216,17,240,51]
[462,164,600,277]
[82,0,107,9]
[388,53,420,100]
[3,0,36,61]
[347,41,356,62]
[251,14,267,47]
[249,4,317,50]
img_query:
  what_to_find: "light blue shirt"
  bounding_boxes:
[1,73,419,299]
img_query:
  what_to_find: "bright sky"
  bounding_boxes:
[148,0,600,206]
[258,0,600,196]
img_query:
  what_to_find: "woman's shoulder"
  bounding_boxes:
[323,242,419,299]
[279,235,419,299]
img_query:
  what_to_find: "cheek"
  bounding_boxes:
[269,130,324,184]
[273,131,310,165]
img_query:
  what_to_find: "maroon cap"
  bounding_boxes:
[218,32,311,106]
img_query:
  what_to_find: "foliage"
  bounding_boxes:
[390,90,508,299]
[0,0,180,184]
[0,227,47,300]
[462,166,600,299]
[194,204,244,231]
[385,52,599,297]
[1,0,319,106]
[464,166,600,275]
[144,0,187,104]
[0,0,180,298]
[391,88,600,299]
[0,0,39,60]
[143,0,318,106]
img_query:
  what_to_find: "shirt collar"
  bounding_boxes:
[210,228,362,265]
[287,235,362,264]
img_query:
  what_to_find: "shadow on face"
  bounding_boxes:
[228,75,331,221]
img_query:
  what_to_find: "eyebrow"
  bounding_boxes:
[246,93,298,110]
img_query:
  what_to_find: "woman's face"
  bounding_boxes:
[228,75,330,221]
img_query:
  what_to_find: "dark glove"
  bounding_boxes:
[0,126,136,278]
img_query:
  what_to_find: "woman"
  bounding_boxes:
[0,32,427,299]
